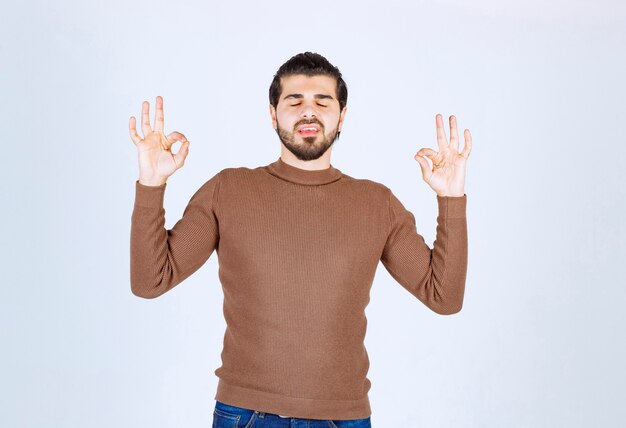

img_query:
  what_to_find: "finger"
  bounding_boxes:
[141,101,153,137]
[154,96,164,132]
[415,147,438,164]
[414,154,432,183]
[449,115,459,152]
[172,140,190,169]
[157,132,169,151]
[436,113,448,152]
[461,129,472,159]
[129,116,141,145]
[165,131,188,151]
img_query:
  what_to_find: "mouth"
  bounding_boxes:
[297,125,321,136]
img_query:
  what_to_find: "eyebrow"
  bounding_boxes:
[282,93,335,101]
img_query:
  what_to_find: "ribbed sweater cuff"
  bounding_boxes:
[134,180,167,208]
[436,193,467,218]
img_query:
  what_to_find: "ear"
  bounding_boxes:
[338,106,347,132]
[269,104,277,130]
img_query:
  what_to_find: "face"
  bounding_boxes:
[270,74,347,161]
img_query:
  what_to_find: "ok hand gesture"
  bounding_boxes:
[414,114,472,197]
[129,96,190,186]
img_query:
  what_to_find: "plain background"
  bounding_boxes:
[1,0,625,426]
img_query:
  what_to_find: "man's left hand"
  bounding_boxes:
[414,114,472,197]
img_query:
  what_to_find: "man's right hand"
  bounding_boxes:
[129,96,190,186]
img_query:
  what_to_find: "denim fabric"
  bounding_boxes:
[212,400,372,428]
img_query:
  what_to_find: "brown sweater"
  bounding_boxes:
[130,156,468,420]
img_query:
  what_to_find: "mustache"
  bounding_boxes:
[295,119,323,129]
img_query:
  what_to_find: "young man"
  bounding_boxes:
[129,52,471,427]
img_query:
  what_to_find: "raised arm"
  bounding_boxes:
[381,113,472,314]
[128,96,219,298]
[130,174,221,298]
[380,191,467,314]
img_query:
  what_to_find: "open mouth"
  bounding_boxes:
[297,126,320,136]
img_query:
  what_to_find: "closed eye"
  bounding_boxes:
[290,103,328,107]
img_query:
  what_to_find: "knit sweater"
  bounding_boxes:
[130,156,468,420]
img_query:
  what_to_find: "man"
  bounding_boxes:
[129,51,471,427]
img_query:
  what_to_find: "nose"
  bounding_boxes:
[298,100,320,119]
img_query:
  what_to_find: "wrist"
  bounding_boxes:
[437,192,465,197]
[138,177,167,187]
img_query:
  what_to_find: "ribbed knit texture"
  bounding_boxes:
[130,156,468,420]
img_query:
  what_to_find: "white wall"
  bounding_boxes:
[1,0,624,426]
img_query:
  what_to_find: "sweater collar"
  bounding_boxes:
[265,156,343,186]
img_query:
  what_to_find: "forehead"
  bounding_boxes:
[279,74,337,98]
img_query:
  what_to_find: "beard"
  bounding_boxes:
[275,118,341,161]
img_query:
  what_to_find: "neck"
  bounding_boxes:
[265,155,343,186]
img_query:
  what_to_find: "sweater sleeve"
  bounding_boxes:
[380,190,468,314]
[130,172,221,298]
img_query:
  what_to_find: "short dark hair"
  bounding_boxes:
[269,51,348,112]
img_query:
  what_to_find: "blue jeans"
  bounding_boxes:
[212,400,372,427]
